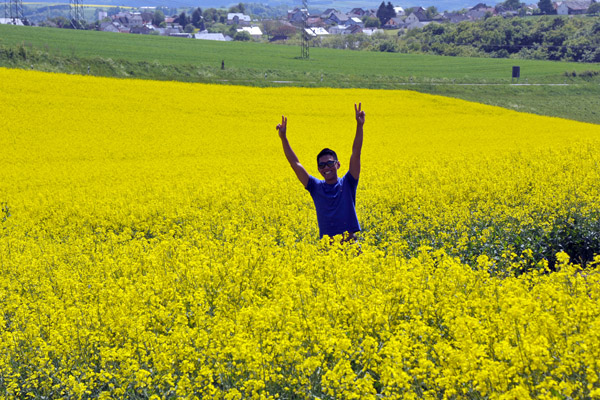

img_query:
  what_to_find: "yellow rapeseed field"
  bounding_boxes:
[1,67,600,399]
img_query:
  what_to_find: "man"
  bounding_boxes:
[276,103,365,240]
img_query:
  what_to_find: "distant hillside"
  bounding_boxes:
[23,0,495,13]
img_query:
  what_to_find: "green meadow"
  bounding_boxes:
[2,23,600,123]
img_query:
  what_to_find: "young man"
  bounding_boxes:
[276,103,365,240]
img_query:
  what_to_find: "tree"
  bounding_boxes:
[502,0,522,10]
[376,2,387,25]
[538,0,555,14]
[588,1,600,14]
[176,12,188,27]
[184,23,195,33]
[229,2,245,13]
[192,8,204,28]
[386,1,396,19]
[425,6,438,19]
[364,16,381,28]
[234,30,251,40]
[152,10,165,26]
[376,1,396,26]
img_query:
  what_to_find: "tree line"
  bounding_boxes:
[315,15,600,63]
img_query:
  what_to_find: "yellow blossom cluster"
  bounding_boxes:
[1,67,600,399]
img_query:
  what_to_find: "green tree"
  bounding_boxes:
[176,12,188,27]
[588,1,600,14]
[425,6,438,19]
[152,10,165,26]
[229,2,245,13]
[184,23,195,33]
[234,30,251,41]
[376,2,387,25]
[192,8,203,27]
[364,16,381,28]
[386,1,396,20]
[502,0,522,10]
[538,0,555,14]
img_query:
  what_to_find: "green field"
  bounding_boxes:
[2,23,600,123]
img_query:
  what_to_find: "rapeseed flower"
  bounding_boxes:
[1,67,599,398]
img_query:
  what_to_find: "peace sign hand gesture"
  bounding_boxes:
[355,103,365,126]
[276,115,287,139]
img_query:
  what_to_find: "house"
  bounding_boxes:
[443,12,470,23]
[411,10,430,21]
[348,7,366,17]
[384,17,405,28]
[362,27,383,35]
[194,31,230,41]
[557,0,592,14]
[237,25,263,38]
[227,13,251,25]
[288,8,308,23]
[129,13,143,27]
[0,18,24,25]
[163,26,182,35]
[470,2,492,10]
[394,6,406,16]
[320,8,339,19]
[466,7,495,20]
[169,32,192,38]
[130,25,153,34]
[306,15,323,26]
[324,12,348,25]
[100,21,120,32]
[346,17,365,28]
[402,13,435,29]
[328,24,362,34]
[305,26,329,36]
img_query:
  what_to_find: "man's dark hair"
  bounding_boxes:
[317,148,338,163]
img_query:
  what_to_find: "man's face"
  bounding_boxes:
[318,154,340,183]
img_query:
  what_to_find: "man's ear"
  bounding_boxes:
[335,161,341,169]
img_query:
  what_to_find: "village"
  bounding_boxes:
[2,0,594,41]
[93,0,596,40]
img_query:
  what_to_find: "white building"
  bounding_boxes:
[227,13,251,25]
[0,18,24,25]
[237,26,263,38]
[305,27,329,36]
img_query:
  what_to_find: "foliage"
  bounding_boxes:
[191,8,203,29]
[2,68,600,398]
[364,16,381,28]
[376,1,396,26]
[538,0,555,14]
[588,2,600,14]
[384,15,600,63]
[152,10,165,27]
[233,30,251,41]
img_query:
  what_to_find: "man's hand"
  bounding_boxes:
[355,103,365,126]
[276,115,287,139]
[350,103,364,181]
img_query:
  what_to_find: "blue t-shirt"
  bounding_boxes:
[305,172,361,238]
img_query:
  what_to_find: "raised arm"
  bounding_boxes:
[349,103,365,180]
[277,115,310,187]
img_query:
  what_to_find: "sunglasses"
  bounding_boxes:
[318,160,337,169]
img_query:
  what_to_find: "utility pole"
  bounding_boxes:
[5,0,24,23]
[301,0,309,59]
[70,0,84,28]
